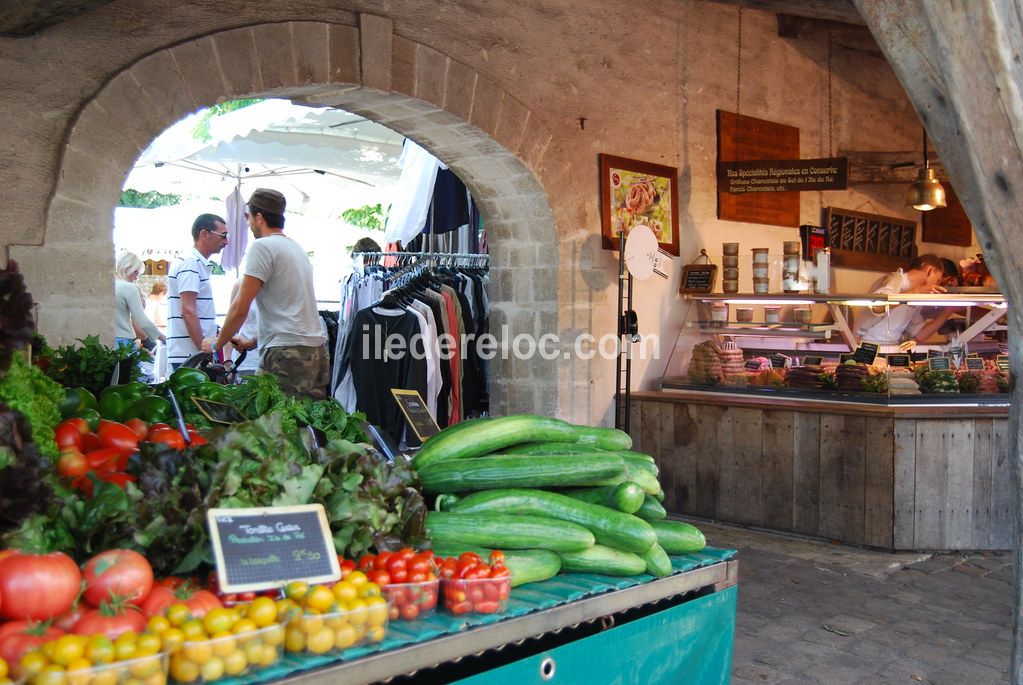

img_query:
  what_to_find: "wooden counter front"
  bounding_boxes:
[629,390,1011,551]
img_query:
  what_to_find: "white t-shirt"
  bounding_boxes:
[167,248,217,365]
[244,233,326,349]
[854,269,925,344]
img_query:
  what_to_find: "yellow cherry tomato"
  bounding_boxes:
[129,655,162,679]
[345,571,368,587]
[34,665,69,685]
[209,632,237,658]
[157,628,185,654]
[145,616,170,635]
[262,624,285,647]
[20,651,50,677]
[347,599,369,627]
[0,657,7,680]
[283,625,306,653]
[85,636,115,666]
[168,655,199,684]
[113,639,137,663]
[222,649,247,676]
[283,581,308,602]
[199,656,225,683]
[358,582,381,599]
[331,581,357,604]
[143,671,167,685]
[298,611,324,635]
[245,596,277,628]
[135,633,162,658]
[91,665,120,685]
[64,658,92,685]
[182,641,213,665]
[366,625,386,643]
[304,586,336,614]
[259,643,278,666]
[365,595,390,627]
[305,626,334,654]
[202,608,233,636]
[243,640,265,665]
[333,623,358,650]
[165,604,191,628]
[179,620,206,642]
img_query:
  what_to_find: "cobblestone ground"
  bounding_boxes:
[696,521,1013,684]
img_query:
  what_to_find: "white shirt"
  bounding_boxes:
[167,248,216,364]
[854,269,926,345]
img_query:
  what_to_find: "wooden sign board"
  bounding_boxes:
[922,186,973,247]
[801,356,824,367]
[716,110,800,227]
[744,359,762,371]
[839,353,856,364]
[770,354,788,369]
[824,207,916,272]
[997,354,1010,373]
[717,157,848,194]
[391,389,440,442]
[927,348,945,358]
[853,342,879,365]
[191,397,247,425]
[928,356,951,371]
[965,357,986,371]
[679,264,717,294]
[886,353,912,368]
[208,505,341,594]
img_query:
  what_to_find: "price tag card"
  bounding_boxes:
[744,359,762,371]
[191,397,247,425]
[997,355,1010,372]
[801,356,823,367]
[391,389,440,442]
[886,353,912,368]
[839,353,856,364]
[965,357,985,371]
[770,354,788,369]
[853,342,879,365]
[927,348,945,358]
[679,264,717,294]
[928,356,951,371]
[966,352,981,358]
[208,505,340,594]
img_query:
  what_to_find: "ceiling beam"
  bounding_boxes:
[708,0,863,26]
[843,150,948,185]
[0,0,112,37]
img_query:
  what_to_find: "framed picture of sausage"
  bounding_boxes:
[600,154,680,256]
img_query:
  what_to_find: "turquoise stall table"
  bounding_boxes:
[240,547,738,684]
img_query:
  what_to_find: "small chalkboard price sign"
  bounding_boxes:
[928,356,951,371]
[997,354,1010,372]
[853,342,879,365]
[391,389,440,442]
[886,353,911,368]
[965,357,986,371]
[208,505,341,594]
[927,348,944,359]
[801,356,823,367]
[191,397,247,425]
[679,264,718,294]
[839,353,856,364]
[744,359,762,371]
[770,354,788,369]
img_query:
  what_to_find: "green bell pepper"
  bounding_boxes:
[123,395,173,424]
[98,382,148,421]
[58,386,98,419]
[72,408,101,432]
[169,367,209,392]
[195,382,228,403]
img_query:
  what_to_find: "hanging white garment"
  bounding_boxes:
[383,139,445,246]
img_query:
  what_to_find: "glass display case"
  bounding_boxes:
[661,292,1010,405]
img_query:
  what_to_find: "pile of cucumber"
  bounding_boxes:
[413,414,706,587]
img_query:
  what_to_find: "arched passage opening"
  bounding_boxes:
[13,18,563,417]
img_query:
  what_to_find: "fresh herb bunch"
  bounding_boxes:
[860,373,890,394]
[0,260,35,374]
[0,354,64,459]
[41,335,149,396]
[0,405,56,540]
[956,371,981,394]
[818,372,838,390]
[918,369,960,394]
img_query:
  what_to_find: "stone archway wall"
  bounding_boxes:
[10,17,562,417]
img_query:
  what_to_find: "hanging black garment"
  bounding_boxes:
[425,169,470,234]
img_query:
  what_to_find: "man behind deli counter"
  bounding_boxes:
[854,254,958,351]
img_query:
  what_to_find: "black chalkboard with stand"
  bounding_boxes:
[207,504,341,593]
[391,389,440,442]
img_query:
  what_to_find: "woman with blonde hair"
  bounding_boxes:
[114,252,164,350]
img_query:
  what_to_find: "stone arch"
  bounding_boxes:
[15,17,561,416]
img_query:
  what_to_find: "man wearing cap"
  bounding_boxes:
[205,188,329,399]
[167,213,228,369]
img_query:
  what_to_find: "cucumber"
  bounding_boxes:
[620,452,659,476]
[432,546,561,587]
[558,544,646,576]
[450,488,656,554]
[572,425,633,451]
[434,494,460,511]
[562,483,645,514]
[426,511,594,552]
[418,454,626,494]
[590,463,663,497]
[501,443,658,476]
[635,495,667,521]
[412,415,578,471]
[650,520,706,554]
[641,543,673,577]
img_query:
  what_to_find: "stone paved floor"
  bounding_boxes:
[695,520,1013,684]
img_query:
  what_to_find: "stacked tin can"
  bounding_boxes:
[751,248,770,293]
[722,243,739,293]
[782,241,801,293]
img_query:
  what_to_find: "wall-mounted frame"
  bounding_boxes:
[824,206,916,271]
[600,154,680,256]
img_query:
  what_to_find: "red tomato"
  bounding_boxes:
[54,602,88,632]
[356,554,375,572]
[0,552,81,621]
[124,418,149,440]
[153,576,187,590]
[458,552,483,565]
[400,603,419,620]
[396,547,416,561]
[82,549,154,607]
[187,432,208,446]
[373,551,393,572]
[409,555,432,574]
[339,558,356,578]
[367,570,390,587]
[55,422,85,451]
[391,569,408,584]
[488,550,505,565]
[56,449,88,477]
[71,474,94,498]
[97,472,137,489]
[72,605,147,640]
[81,432,102,452]
[147,427,185,450]
[139,584,223,618]
[98,420,140,455]
[62,418,90,435]
[0,621,64,672]
[84,447,122,472]
[148,423,172,432]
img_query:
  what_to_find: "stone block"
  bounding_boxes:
[253,24,298,91]
[212,27,263,97]
[91,71,168,155]
[520,126,553,171]
[129,50,197,125]
[468,76,503,138]
[55,147,128,209]
[44,194,115,245]
[414,46,447,108]
[358,14,392,90]
[389,35,416,97]
[494,95,529,153]
[170,37,229,110]
[328,23,360,85]
[290,22,330,85]
[444,59,476,121]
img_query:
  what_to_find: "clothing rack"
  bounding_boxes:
[352,251,489,268]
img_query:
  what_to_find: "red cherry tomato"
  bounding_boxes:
[57,449,88,478]
[148,427,185,450]
[368,570,390,586]
[55,422,85,451]
[84,447,122,472]
[373,552,393,572]
[81,432,102,452]
[124,418,149,440]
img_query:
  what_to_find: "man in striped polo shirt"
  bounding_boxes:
[167,213,228,369]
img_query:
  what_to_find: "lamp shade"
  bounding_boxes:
[906,167,947,211]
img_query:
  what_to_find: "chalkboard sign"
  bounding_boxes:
[928,356,951,371]
[886,353,911,368]
[208,505,341,594]
[391,389,440,442]
[744,359,762,371]
[679,264,717,294]
[801,356,823,367]
[997,355,1010,372]
[927,348,945,358]
[965,357,985,371]
[838,353,856,364]
[853,342,879,365]
[966,352,981,358]
[770,354,788,369]
[191,397,247,425]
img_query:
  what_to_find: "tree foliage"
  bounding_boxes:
[119,189,181,209]
[191,99,263,142]
[341,203,387,231]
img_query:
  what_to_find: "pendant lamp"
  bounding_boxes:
[906,128,946,211]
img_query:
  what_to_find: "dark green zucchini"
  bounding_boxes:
[449,488,656,554]
[426,511,594,552]
[418,453,626,494]
[412,415,578,471]
[558,544,646,576]
[649,520,706,554]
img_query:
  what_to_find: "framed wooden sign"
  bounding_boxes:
[853,342,879,365]
[886,353,912,368]
[770,354,788,369]
[965,357,985,371]
[801,356,824,367]
[599,154,680,256]
[744,359,762,371]
[716,110,800,227]
[824,207,916,271]
[391,389,440,442]
[208,505,341,594]
[679,264,717,294]
[928,356,951,371]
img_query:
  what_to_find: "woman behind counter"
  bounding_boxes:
[114,252,165,351]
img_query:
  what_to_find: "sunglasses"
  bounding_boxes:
[207,229,230,240]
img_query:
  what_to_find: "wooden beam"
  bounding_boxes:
[776,14,882,55]
[843,151,948,185]
[710,0,863,26]
[852,0,1023,677]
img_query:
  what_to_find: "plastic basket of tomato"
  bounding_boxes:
[282,600,389,655]
[381,579,440,621]
[22,650,169,685]
[169,623,284,684]
[356,549,440,622]
[439,552,511,615]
